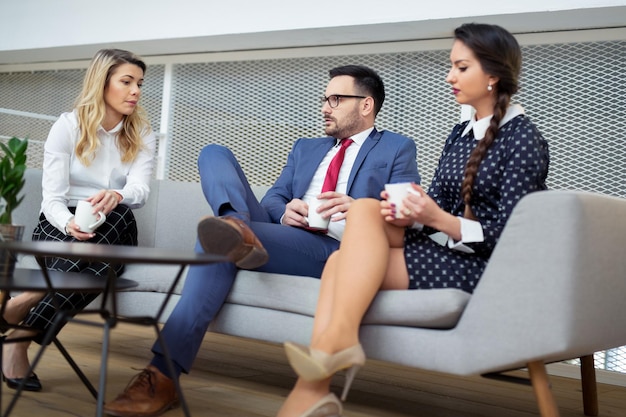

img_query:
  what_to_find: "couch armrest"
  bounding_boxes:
[447,190,626,373]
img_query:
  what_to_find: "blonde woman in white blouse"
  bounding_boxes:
[1,49,155,392]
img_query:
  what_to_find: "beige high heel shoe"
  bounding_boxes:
[298,393,342,417]
[284,342,365,401]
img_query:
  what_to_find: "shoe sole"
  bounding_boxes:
[197,217,243,256]
[103,400,179,417]
[284,342,332,381]
[3,373,42,392]
[197,217,268,269]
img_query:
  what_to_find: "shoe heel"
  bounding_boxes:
[340,364,361,401]
[284,342,365,384]
[235,245,269,269]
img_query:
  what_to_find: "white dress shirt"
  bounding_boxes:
[301,127,374,241]
[41,110,156,233]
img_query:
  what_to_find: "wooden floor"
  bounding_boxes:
[2,320,626,417]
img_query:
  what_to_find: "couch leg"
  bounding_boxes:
[580,355,599,416]
[528,360,560,417]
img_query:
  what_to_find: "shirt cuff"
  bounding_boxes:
[410,222,424,230]
[446,217,484,253]
[64,215,74,235]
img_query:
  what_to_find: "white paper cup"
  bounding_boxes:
[74,200,106,232]
[305,198,330,230]
[385,182,414,218]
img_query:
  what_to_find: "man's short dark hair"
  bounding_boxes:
[329,65,385,116]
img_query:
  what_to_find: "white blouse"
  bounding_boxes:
[41,110,156,232]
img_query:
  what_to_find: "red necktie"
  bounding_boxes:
[321,138,354,192]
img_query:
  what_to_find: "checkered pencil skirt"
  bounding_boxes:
[24,204,138,344]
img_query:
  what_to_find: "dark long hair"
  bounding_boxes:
[455,23,522,218]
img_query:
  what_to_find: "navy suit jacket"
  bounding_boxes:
[260,129,421,223]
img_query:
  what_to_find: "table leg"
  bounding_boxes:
[53,337,98,398]
[2,313,65,416]
[95,319,113,417]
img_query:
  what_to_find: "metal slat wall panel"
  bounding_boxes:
[0,69,84,168]
[517,40,626,197]
[163,40,626,199]
[167,51,454,185]
[0,65,165,170]
[169,51,458,185]
[0,36,625,374]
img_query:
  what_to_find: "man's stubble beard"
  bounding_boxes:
[324,109,362,139]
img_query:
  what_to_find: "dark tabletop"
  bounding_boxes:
[0,240,227,265]
[0,268,138,291]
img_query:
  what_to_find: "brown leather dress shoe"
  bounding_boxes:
[197,215,269,269]
[104,365,178,417]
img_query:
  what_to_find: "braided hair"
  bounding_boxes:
[454,24,522,218]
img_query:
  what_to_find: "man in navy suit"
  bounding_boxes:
[105,64,420,417]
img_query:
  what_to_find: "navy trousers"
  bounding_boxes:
[152,145,339,374]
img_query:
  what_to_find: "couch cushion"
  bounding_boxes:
[120,264,186,294]
[151,180,208,250]
[228,271,470,329]
[148,181,271,251]
[17,170,468,329]
[364,288,470,328]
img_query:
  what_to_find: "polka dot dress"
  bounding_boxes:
[405,114,549,293]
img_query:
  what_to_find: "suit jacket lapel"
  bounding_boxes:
[295,137,335,197]
[346,129,382,192]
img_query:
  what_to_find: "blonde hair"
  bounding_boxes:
[74,49,150,166]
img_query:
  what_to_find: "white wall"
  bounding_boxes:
[1,0,625,65]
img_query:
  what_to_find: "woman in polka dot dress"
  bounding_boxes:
[277,23,550,417]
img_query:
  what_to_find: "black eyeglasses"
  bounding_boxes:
[321,94,367,108]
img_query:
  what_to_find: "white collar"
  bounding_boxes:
[336,127,374,146]
[462,104,525,140]
[98,119,124,134]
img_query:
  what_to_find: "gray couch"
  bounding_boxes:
[15,168,626,416]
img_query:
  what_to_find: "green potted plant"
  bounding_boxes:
[0,136,28,277]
